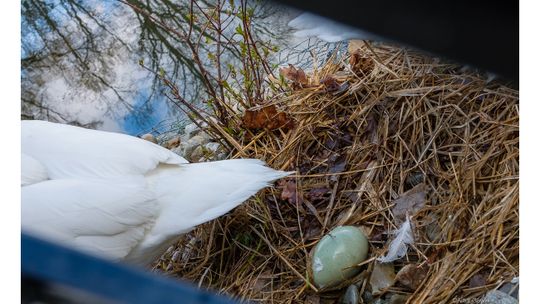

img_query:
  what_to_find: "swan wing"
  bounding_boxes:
[22,177,159,261]
[126,159,291,263]
[21,153,48,186]
[288,12,380,42]
[21,120,188,180]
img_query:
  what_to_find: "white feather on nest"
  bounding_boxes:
[377,216,414,263]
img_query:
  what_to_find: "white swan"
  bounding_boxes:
[21,120,291,265]
[288,12,380,42]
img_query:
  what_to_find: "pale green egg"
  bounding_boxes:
[311,226,369,289]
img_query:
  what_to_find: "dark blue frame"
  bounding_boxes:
[22,234,238,304]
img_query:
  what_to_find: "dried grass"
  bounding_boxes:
[156,41,519,303]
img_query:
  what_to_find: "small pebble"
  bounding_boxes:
[483,290,518,304]
[141,133,157,144]
[339,285,359,304]
[165,136,181,149]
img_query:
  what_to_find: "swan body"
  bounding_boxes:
[21,120,291,265]
[288,12,380,42]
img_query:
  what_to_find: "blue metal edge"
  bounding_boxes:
[21,233,238,304]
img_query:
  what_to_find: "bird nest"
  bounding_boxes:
[155,41,519,303]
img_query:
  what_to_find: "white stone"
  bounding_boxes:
[483,290,518,304]
[184,123,201,139]
[180,135,210,160]
[141,133,157,144]
[204,142,221,153]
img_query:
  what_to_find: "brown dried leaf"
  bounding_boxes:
[307,187,330,201]
[242,105,294,131]
[370,263,396,294]
[350,50,375,75]
[303,220,322,240]
[279,64,308,86]
[328,154,347,175]
[334,82,350,95]
[328,153,347,182]
[320,75,340,92]
[395,264,428,290]
[392,183,428,224]
[427,247,445,264]
[362,113,379,145]
[468,271,489,289]
[323,136,339,150]
[278,179,302,204]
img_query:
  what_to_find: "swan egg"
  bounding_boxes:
[311,226,369,289]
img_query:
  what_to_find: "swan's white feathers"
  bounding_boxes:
[22,120,188,180]
[22,177,158,260]
[21,120,292,265]
[288,12,380,42]
[125,159,292,263]
[142,159,290,243]
[377,216,414,263]
[21,153,48,186]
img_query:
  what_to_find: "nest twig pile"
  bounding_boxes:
[156,41,519,303]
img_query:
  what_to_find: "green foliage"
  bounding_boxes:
[239,41,247,56]
[206,98,214,109]
[235,24,244,36]
[207,52,216,64]
[130,0,280,144]
[236,231,255,247]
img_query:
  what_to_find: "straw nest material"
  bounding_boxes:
[155,41,519,303]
